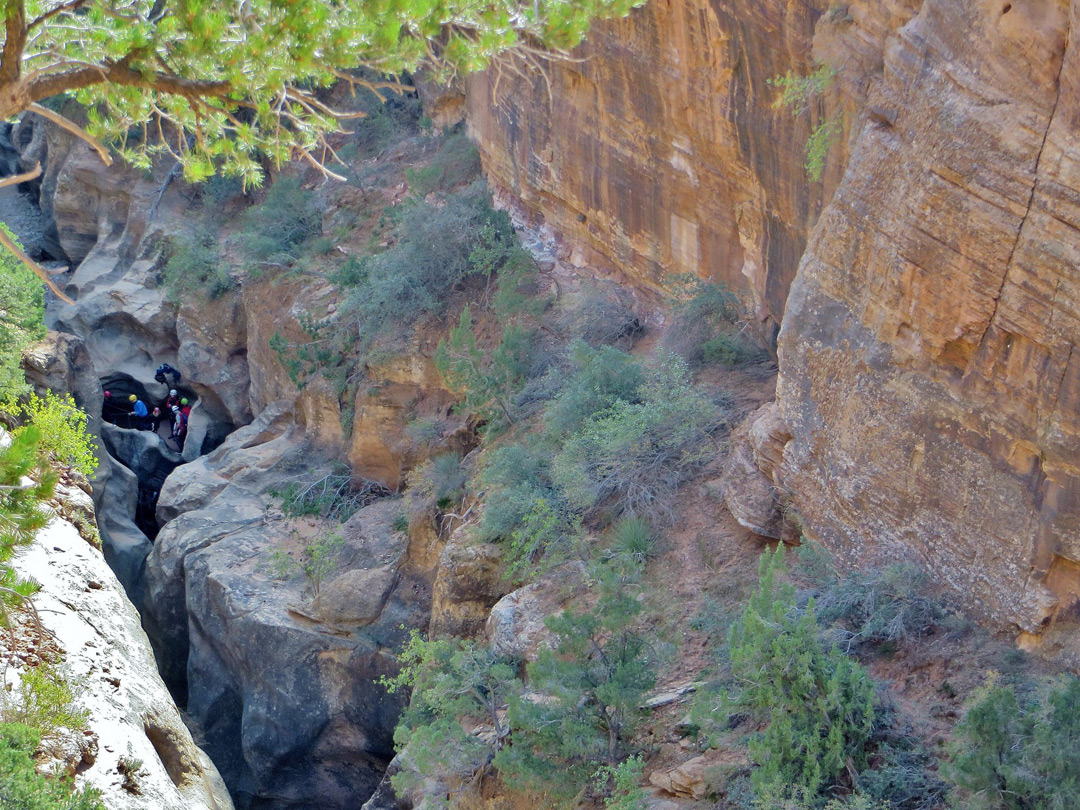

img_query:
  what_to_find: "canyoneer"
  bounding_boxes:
[129,394,149,430]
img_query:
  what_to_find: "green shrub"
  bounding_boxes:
[769,65,836,114]
[300,531,344,597]
[945,674,1080,810]
[405,131,482,196]
[0,224,46,401]
[0,723,104,810]
[2,663,89,740]
[503,496,582,585]
[751,784,888,810]
[662,275,763,367]
[201,173,244,208]
[596,754,648,810]
[404,453,467,517]
[543,341,644,440]
[497,557,659,805]
[345,183,516,337]
[382,632,520,799]
[769,64,841,182]
[329,255,365,287]
[475,444,555,543]
[554,282,642,348]
[804,114,842,183]
[239,176,322,264]
[270,466,389,522]
[798,543,948,651]
[345,90,422,162]
[858,741,946,810]
[721,547,877,802]
[161,231,233,302]
[4,391,97,476]
[552,353,721,520]
[310,235,335,255]
[436,306,537,429]
[608,516,656,566]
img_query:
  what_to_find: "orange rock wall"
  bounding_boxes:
[465,0,834,323]
[778,0,1080,661]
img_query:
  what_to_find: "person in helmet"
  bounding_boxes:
[180,397,192,418]
[149,406,162,433]
[128,394,149,430]
[163,389,180,411]
[170,405,188,451]
[101,390,121,421]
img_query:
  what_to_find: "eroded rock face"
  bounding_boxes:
[778,0,1080,661]
[7,482,232,810]
[465,0,834,322]
[142,403,435,809]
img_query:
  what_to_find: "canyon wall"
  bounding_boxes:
[468,0,1080,663]
[779,0,1080,663]
[465,0,837,325]
[4,466,232,810]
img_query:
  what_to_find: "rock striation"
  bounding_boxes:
[466,0,836,324]
[778,0,1080,662]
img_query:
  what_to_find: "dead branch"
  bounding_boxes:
[27,102,112,165]
[0,209,73,303]
[0,162,42,190]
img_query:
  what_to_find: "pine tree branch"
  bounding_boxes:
[0,161,41,190]
[27,102,112,165]
[0,219,73,303]
[27,0,88,31]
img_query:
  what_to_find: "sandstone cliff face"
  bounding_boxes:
[466,0,834,324]
[778,0,1080,661]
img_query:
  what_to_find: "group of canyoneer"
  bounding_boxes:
[101,363,193,451]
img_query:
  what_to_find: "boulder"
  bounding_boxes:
[486,562,588,661]
[722,402,794,540]
[143,407,434,809]
[430,524,507,639]
[648,749,749,801]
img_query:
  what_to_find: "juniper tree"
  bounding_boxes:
[946,674,1080,810]
[724,546,876,802]
[496,557,659,806]
[0,0,645,292]
[436,305,535,428]
[382,631,520,798]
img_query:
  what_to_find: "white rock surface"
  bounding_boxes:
[5,483,233,810]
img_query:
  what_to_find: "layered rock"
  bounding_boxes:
[141,403,438,809]
[6,480,232,810]
[466,0,836,323]
[778,0,1080,661]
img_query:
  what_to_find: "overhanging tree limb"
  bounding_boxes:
[0,163,72,300]
[0,0,647,294]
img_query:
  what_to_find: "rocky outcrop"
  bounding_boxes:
[466,0,836,323]
[485,562,588,661]
[778,0,1080,661]
[722,402,793,540]
[141,402,439,809]
[6,480,232,810]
